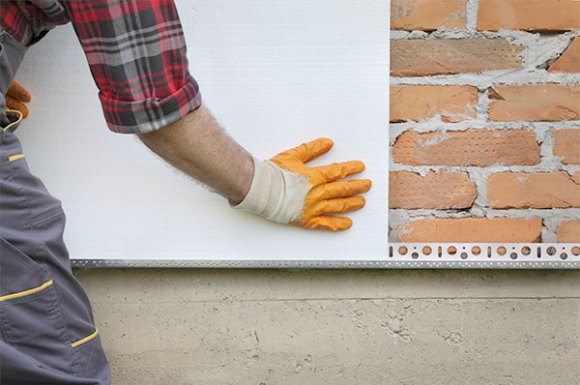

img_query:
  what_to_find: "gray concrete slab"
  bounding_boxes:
[75,269,580,385]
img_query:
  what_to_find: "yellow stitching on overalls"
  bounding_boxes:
[0,280,54,302]
[3,109,23,133]
[71,329,99,348]
[8,154,25,162]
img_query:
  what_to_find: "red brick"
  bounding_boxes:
[489,85,580,122]
[556,220,580,243]
[478,0,580,31]
[397,217,542,242]
[390,85,477,123]
[549,38,580,73]
[391,0,467,31]
[391,39,523,77]
[488,172,580,209]
[389,170,476,209]
[553,129,580,164]
[392,129,540,166]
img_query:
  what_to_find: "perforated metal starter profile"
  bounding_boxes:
[71,243,580,269]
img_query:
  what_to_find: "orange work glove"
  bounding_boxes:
[232,138,371,231]
[5,80,32,119]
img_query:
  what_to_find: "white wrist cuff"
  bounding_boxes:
[231,157,310,224]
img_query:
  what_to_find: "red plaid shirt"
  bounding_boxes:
[0,0,201,134]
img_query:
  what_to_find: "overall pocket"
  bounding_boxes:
[0,237,78,375]
[0,131,65,238]
[6,146,65,227]
[71,330,109,380]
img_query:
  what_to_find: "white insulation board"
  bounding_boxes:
[16,0,389,261]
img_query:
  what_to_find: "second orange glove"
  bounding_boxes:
[5,80,32,119]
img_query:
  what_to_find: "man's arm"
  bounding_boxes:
[137,105,254,205]
[139,104,372,231]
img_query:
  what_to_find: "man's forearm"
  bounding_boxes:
[138,104,371,231]
[137,105,254,204]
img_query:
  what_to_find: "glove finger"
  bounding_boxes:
[309,179,372,201]
[6,80,32,102]
[311,160,365,183]
[275,137,333,163]
[5,96,29,119]
[311,196,366,216]
[301,216,353,231]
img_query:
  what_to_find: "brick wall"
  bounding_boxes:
[389,0,580,243]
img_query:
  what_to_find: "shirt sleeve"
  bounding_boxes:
[61,0,201,134]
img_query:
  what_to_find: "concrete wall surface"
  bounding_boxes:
[75,269,580,385]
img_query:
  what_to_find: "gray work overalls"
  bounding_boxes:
[0,27,111,385]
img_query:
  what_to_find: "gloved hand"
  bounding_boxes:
[5,80,32,119]
[232,138,371,231]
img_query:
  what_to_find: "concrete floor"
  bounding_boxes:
[75,269,580,385]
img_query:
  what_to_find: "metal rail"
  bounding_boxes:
[71,243,580,269]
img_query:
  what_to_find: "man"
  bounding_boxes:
[0,1,371,383]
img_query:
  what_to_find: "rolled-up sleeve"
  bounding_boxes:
[61,0,201,134]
